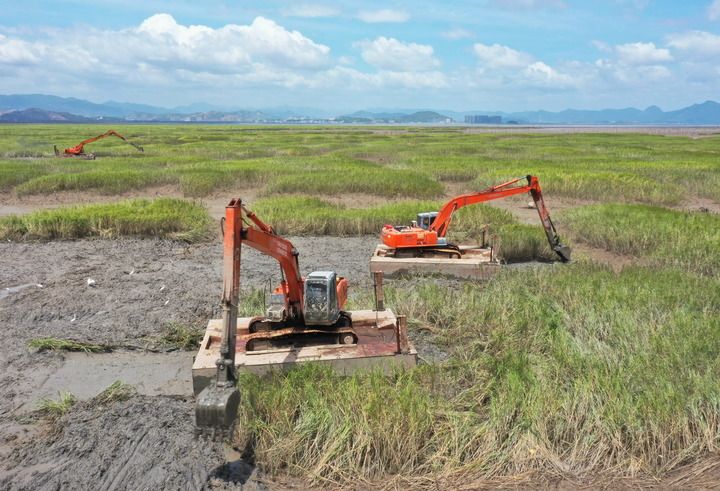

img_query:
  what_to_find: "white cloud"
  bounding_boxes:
[357,37,440,72]
[356,9,409,23]
[523,61,575,87]
[593,57,672,85]
[667,30,720,57]
[442,28,474,40]
[132,14,331,70]
[321,66,448,89]
[282,4,340,18]
[591,40,612,53]
[0,14,340,98]
[0,34,41,65]
[489,0,565,9]
[473,43,534,68]
[708,0,720,20]
[615,42,672,65]
[471,42,577,89]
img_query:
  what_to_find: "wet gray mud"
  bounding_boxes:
[1,396,260,491]
[0,236,378,490]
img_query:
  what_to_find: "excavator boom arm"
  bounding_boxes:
[432,176,530,237]
[64,129,143,155]
[241,227,304,316]
[431,175,570,262]
[222,202,305,318]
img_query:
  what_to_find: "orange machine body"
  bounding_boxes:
[56,129,143,158]
[381,175,571,262]
[381,225,439,249]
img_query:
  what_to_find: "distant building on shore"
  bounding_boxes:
[464,115,502,124]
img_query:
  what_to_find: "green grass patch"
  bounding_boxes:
[36,391,76,419]
[159,322,204,350]
[14,169,172,196]
[1,127,718,205]
[0,198,212,242]
[28,337,111,353]
[95,381,136,405]
[264,168,444,198]
[565,203,720,276]
[236,263,720,484]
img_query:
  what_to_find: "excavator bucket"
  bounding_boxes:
[553,244,572,262]
[195,383,240,436]
[195,199,242,437]
[129,141,144,152]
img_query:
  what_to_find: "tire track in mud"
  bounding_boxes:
[0,396,260,491]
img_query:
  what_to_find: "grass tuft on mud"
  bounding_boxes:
[95,381,136,405]
[236,263,720,485]
[158,322,204,350]
[28,337,111,353]
[0,198,211,242]
[36,391,76,419]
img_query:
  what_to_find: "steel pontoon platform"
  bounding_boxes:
[192,309,416,395]
[370,244,502,280]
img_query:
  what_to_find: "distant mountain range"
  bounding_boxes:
[2,94,720,124]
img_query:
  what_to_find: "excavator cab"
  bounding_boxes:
[416,212,438,230]
[303,271,342,326]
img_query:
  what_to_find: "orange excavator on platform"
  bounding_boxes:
[196,199,356,432]
[54,130,143,160]
[381,175,571,262]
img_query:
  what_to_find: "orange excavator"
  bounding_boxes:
[196,199,356,432]
[54,130,143,160]
[381,175,571,262]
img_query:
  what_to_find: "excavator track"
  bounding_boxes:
[244,326,358,351]
[245,312,356,351]
[390,244,463,259]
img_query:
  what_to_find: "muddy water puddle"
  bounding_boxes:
[22,351,193,411]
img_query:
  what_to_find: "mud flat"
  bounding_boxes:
[0,236,378,490]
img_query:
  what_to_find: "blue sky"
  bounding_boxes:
[1,1,719,111]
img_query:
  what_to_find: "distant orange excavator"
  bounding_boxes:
[54,130,144,160]
[381,175,571,262]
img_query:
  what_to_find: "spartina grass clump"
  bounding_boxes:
[28,337,111,353]
[95,381,136,405]
[564,203,720,276]
[159,322,204,350]
[36,391,77,420]
[0,198,212,242]
[235,263,720,485]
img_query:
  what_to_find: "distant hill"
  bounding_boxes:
[2,93,720,124]
[0,108,104,123]
[0,95,135,118]
[452,100,720,125]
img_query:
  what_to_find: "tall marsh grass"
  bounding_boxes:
[0,198,211,241]
[565,203,720,276]
[1,126,718,205]
[236,264,720,485]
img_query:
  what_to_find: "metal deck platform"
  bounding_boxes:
[192,309,417,395]
[370,244,502,279]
